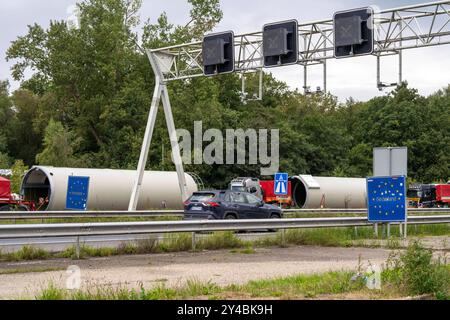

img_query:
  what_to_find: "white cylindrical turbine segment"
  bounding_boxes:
[21,166,198,211]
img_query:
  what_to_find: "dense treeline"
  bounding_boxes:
[0,0,449,189]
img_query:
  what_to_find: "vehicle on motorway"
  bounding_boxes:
[407,183,450,208]
[0,176,35,211]
[229,177,294,208]
[183,190,283,220]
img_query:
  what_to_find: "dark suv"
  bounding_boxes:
[184,190,283,220]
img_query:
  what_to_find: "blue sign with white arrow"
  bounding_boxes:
[274,173,289,196]
[367,176,407,223]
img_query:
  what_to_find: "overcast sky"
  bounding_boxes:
[1,0,449,101]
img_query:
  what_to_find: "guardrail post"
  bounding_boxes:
[354,227,358,238]
[191,232,196,252]
[75,236,81,260]
[281,229,286,247]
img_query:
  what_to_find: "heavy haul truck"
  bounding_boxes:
[229,176,367,209]
[0,176,35,211]
[229,177,293,208]
[407,183,450,208]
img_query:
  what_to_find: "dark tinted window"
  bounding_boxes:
[189,193,216,202]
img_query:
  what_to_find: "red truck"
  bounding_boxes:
[260,180,294,208]
[229,177,294,208]
[407,183,450,208]
[0,176,35,211]
[436,184,450,207]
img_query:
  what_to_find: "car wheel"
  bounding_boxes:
[0,205,11,212]
[225,214,237,220]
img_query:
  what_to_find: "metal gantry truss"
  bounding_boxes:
[128,1,450,210]
[150,0,450,93]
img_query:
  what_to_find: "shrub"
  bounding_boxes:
[384,241,449,298]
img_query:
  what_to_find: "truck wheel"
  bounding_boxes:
[17,205,30,212]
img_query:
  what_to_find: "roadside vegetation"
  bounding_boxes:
[0,224,448,263]
[0,266,65,275]
[1,0,449,192]
[34,242,449,300]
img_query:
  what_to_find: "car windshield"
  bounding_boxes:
[189,193,216,202]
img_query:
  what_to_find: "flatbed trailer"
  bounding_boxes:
[0,176,35,211]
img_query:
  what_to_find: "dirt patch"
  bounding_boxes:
[0,245,394,299]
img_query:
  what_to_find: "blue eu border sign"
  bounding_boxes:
[66,176,90,211]
[274,173,289,196]
[367,176,407,223]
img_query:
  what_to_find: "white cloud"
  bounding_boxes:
[1,0,449,101]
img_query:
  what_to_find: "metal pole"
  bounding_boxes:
[128,82,162,211]
[161,85,188,202]
[374,223,379,237]
[387,223,391,238]
[303,64,308,94]
[398,20,403,85]
[241,74,246,100]
[377,54,381,91]
[404,221,408,239]
[259,69,264,100]
[323,40,327,93]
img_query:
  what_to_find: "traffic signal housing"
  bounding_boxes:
[263,20,298,67]
[334,7,374,58]
[202,31,235,76]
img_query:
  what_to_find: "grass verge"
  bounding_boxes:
[0,266,65,275]
[0,224,449,263]
[33,242,450,300]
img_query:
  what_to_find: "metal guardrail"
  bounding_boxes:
[0,216,448,240]
[0,210,185,220]
[1,208,449,220]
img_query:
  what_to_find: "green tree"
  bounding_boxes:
[36,119,80,167]
[6,90,43,165]
[10,160,28,193]
[0,81,12,168]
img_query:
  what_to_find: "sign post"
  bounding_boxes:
[373,147,408,238]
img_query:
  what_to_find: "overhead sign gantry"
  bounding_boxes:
[128,1,450,211]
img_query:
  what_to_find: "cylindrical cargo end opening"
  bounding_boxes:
[22,167,52,210]
[291,177,307,208]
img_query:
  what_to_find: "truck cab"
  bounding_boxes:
[407,184,450,208]
[229,177,263,199]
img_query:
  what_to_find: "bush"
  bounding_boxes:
[384,241,449,298]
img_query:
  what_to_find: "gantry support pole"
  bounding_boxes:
[128,51,188,211]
